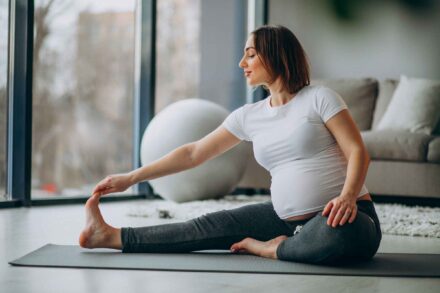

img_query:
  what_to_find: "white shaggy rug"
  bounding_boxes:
[127,195,440,238]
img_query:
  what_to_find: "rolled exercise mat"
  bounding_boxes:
[9,244,440,277]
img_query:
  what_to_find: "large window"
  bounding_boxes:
[0,0,251,205]
[155,0,247,114]
[0,0,8,201]
[155,0,200,113]
[32,0,137,198]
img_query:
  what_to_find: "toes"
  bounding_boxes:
[231,236,288,259]
[230,243,241,251]
[274,235,288,242]
[230,237,251,251]
[85,197,98,208]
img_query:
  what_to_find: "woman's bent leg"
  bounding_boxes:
[276,201,382,264]
[121,201,293,253]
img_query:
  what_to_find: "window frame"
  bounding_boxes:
[6,0,33,207]
[247,0,269,103]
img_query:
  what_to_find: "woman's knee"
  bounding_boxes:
[317,212,379,260]
[353,211,382,258]
[276,216,344,263]
[276,213,377,264]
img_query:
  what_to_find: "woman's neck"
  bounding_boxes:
[267,78,296,107]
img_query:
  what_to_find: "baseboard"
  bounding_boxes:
[231,188,440,207]
[231,187,270,196]
[371,194,440,207]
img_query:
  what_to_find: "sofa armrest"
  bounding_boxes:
[427,136,440,163]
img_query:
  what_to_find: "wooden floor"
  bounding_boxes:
[1,199,440,293]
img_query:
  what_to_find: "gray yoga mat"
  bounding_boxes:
[9,244,440,277]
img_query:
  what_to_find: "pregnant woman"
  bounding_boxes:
[79,25,381,265]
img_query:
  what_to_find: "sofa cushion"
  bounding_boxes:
[361,130,432,162]
[371,79,398,130]
[311,78,378,131]
[427,137,440,163]
[376,75,440,135]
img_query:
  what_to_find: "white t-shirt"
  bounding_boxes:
[221,85,369,219]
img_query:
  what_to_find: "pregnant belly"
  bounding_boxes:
[270,161,347,219]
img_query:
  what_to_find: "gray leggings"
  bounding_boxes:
[121,200,382,265]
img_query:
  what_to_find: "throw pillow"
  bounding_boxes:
[376,75,440,135]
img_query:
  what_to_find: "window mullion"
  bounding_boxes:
[132,0,156,196]
[7,0,34,206]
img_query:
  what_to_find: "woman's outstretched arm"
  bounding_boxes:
[91,144,194,196]
[92,126,241,196]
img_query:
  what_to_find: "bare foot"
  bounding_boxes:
[230,235,288,259]
[78,195,122,250]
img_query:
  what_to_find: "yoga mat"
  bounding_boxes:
[9,244,440,277]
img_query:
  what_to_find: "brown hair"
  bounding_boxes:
[251,25,310,94]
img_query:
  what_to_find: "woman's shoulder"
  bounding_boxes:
[302,84,325,96]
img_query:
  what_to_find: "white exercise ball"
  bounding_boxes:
[140,98,251,202]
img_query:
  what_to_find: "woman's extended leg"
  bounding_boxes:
[79,194,295,253]
[121,199,293,253]
[275,200,382,264]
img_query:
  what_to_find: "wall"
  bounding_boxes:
[269,0,440,80]
[200,0,247,110]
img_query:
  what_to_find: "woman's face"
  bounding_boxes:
[239,36,272,87]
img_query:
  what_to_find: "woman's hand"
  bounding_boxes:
[322,195,358,228]
[91,173,134,197]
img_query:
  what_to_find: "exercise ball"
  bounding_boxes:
[140,98,251,202]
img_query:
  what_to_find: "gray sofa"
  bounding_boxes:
[237,78,440,200]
